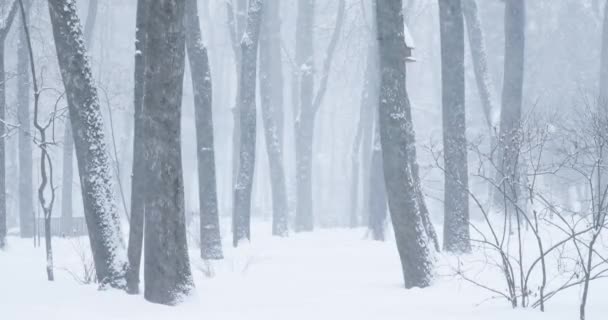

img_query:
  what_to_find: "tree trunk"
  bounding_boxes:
[233,0,264,247]
[126,0,147,295]
[17,0,33,238]
[600,0,608,106]
[0,0,18,249]
[462,0,497,132]
[439,0,470,253]
[369,118,387,241]
[294,0,315,232]
[141,0,194,305]
[48,0,128,289]
[61,0,98,236]
[259,0,288,236]
[376,0,434,288]
[185,0,223,259]
[494,0,525,210]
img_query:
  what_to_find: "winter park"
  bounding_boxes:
[1,0,608,319]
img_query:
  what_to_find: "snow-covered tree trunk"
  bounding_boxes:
[439,0,470,253]
[17,0,33,238]
[376,0,434,288]
[495,0,525,210]
[259,0,288,237]
[185,0,223,259]
[294,0,315,232]
[233,0,263,247]
[61,0,98,236]
[139,0,194,305]
[126,0,147,294]
[48,0,128,289]
[0,0,18,249]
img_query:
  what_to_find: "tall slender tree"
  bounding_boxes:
[17,0,33,238]
[126,0,147,295]
[61,0,98,236]
[438,0,470,253]
[0,0,18,249]
[600,0,608,106]
[48,0,128,288]
[140,0,193,305]
[259,0,288,236]
[233,0,264,247]
[294,0,345,232]
[495,0,526,211]
[185,0,223,259]
[376,0,434,288]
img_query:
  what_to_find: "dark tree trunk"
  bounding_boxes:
[185,0,223,259]
[494,0,525,210]
[0,0,18,249]
[376,0,434,288]
[439,0,470,253]
[61,0,98,236]
[233,0,263,247]
[141,0,193,305]
[294,0,315,232]
[126,0,147,295]
[48,0,128,289]
[259,0,288,236]
[17,0,33,238]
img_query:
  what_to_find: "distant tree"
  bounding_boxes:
[140,0,194,305]
[126,0,147,295]
[259,0,289,236]
[61,0,98,236]
[438,0,470,253]
[376,0,434,288]
[48,0,128,289]
[600,0,608,106]
[0,0,18,249]
[233,0,264,247]
[293,0,346,232]
[495,0,526,213]
[185,0,223,258]
[17,0,33,238]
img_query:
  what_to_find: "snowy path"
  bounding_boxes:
[0,225,604,320]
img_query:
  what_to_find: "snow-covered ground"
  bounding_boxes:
[1,222,605,320]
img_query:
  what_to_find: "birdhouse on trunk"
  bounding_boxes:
[404,23,416,62]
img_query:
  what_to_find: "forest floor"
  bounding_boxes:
[0,222,606,320]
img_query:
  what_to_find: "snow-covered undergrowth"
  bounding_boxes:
[0,221,605,320]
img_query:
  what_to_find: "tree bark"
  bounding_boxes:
[185,0,224,259]
[17,0,33,238]
[0,0,18,249]
[48,0,128,289]
[126,0,147,295]
[141,0,194,305]
[233,0,264,247]
[439,0,470,253]
[376,0,434,288]
[259,0,288,236]
[62,0,98,236]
